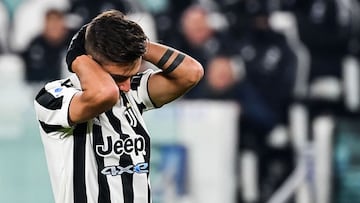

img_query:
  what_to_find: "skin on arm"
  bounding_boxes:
[144,42,204,107]
[68,55,120,124]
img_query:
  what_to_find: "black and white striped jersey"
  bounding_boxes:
[34,69,156,203]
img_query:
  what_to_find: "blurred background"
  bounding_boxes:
[1,0,360,203]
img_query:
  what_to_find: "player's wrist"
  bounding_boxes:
[66,24,87,72]
[71,55,95,73]
[142,41,153,62]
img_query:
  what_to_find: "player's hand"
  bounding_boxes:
[72,55,101,73]
[66,24,87,72]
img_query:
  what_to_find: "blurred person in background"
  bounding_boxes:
[290,2,360,203]
[235,0,297,136]
[67,0,159,45]
[233,1,297,202]
[211,0,248,41]
[293,0,357,117]
[137,0,192,43]
[67,0,130,28]
[213,0,286,41]
[197,55,241,99]
[168,4,235,99]
[21,8,70,86]
[198,54,281,134]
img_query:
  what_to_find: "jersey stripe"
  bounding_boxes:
[92,122,111,203]
[73,123,88,203]
[39,120,63,133]
[105,109,134,203]
[130,73,143,91]
[136,102,146,115]
[121,94,151,203]
[122,174,134,203]
[35,88,64,110]
[121,94,151,164]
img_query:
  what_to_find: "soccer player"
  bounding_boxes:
[34,10,203,203]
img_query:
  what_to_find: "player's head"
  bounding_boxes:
[85,10,147,92]
[85,10,147,66]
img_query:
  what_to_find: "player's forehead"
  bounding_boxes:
[102,57,141,76]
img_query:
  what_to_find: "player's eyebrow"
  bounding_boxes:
[110,73,134,83]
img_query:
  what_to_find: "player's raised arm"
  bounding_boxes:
[69,55,119,124]
[144,42,204,107]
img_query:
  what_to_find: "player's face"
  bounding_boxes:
[102,58,142,92]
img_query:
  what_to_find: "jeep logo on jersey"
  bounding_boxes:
[101,162,149,176]
[96,136,145,157]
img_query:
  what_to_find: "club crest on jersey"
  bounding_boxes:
[96,136,146,157]
[124,104,137,127]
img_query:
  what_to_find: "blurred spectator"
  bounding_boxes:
[293,0,356,116]
[233,2,297,202]
[21,8,70,84]
[235,7,297,130]
[167,5,235,98]
[138,0,192,43]
[169,5,219,65]
[211,0,248,40]
[67,0,157,45]
[9,0,69,53]
[67,0,130,28]
[171,4,237,65]
[214,0,287,40]
[196,55,242,99]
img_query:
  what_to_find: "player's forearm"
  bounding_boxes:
[72,55,119,108]
[143,42,204,86]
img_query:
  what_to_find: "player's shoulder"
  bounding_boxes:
[130,69,156,91]
[45,74,79,91]
[35,74,80,104]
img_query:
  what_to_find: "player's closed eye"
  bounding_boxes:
[110,74,131,83]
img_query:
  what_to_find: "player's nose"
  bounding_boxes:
[118,79,131,92]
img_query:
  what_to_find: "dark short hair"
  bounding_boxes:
[85,10,147,65]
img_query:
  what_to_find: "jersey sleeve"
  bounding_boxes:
[34,78,80,132]
[129,69,159,113]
